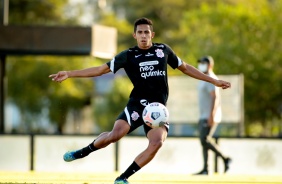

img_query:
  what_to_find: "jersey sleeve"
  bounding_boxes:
[106,50,128,73]
[165,44,183,69]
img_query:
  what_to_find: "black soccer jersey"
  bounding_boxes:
[107,43,182,104]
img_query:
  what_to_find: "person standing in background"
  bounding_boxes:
[194,56,231,175]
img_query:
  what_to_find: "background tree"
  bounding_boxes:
[6,0,134,133]
[6,0,93,133]
[7,56,94,133]
[8,0,77,25]
[176,1,282,136]
[5,0,282,136]
[104,0,282,136]
[93,76,132,131]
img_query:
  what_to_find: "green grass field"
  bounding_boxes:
[0,171,282,184]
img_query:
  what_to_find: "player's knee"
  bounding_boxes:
[109,125,128,143]
[110,134,122,143]
[107,131,123,143]
[149,140,163,151]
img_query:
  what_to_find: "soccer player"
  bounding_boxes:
[194,56,231,175]
[49,18,231,184]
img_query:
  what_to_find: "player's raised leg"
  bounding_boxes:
[114,126,168,183]
[64,120,130,162]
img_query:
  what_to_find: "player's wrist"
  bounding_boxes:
[65,71,71,78]
[211,78,218,86]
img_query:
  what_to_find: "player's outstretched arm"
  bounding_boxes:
[49,63,111,83]
[177,62,231,89]
[213,79,231,89]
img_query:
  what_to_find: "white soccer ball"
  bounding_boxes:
[142,102,169,128]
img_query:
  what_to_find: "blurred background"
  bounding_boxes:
[0,0,281,175]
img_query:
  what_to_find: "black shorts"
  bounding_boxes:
[117,98,169,135]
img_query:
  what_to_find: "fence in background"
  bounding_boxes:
[0,134,281,175]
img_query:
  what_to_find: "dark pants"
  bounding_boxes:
[198,119,225,170]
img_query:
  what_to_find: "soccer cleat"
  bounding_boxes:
[193,169,208,175]
[114,177,130,184]
[63,151,77,162]
[224,157,232,173]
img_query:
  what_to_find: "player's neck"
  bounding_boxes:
[137,43,153,50]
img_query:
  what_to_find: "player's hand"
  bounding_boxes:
[49,71,68,83]
[214,80,231,89]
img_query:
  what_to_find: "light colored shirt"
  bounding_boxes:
[198,72,222,123]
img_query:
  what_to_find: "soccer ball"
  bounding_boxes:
[142,102,169,128]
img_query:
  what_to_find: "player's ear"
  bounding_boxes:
[133,33,137,39]
[151,32,155,38]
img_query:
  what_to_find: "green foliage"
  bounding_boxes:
[176,1,282,136]
[106,0,282,136]
[5,0,282,136]
[93,76,132,131]
[97,14,134,52]
[8,0,78,25]
[6,0,94,133]
[6,56,93,132]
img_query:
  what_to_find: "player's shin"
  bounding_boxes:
[73,140,99,159]
[119,161,141,180]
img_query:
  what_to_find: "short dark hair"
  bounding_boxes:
[134,17,153,33]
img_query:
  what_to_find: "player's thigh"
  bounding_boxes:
[111,119,131,138]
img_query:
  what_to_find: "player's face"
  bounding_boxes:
[133,24,155,49]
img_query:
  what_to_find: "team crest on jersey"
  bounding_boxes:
[155,49,164,58]
[131,111,140,121]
